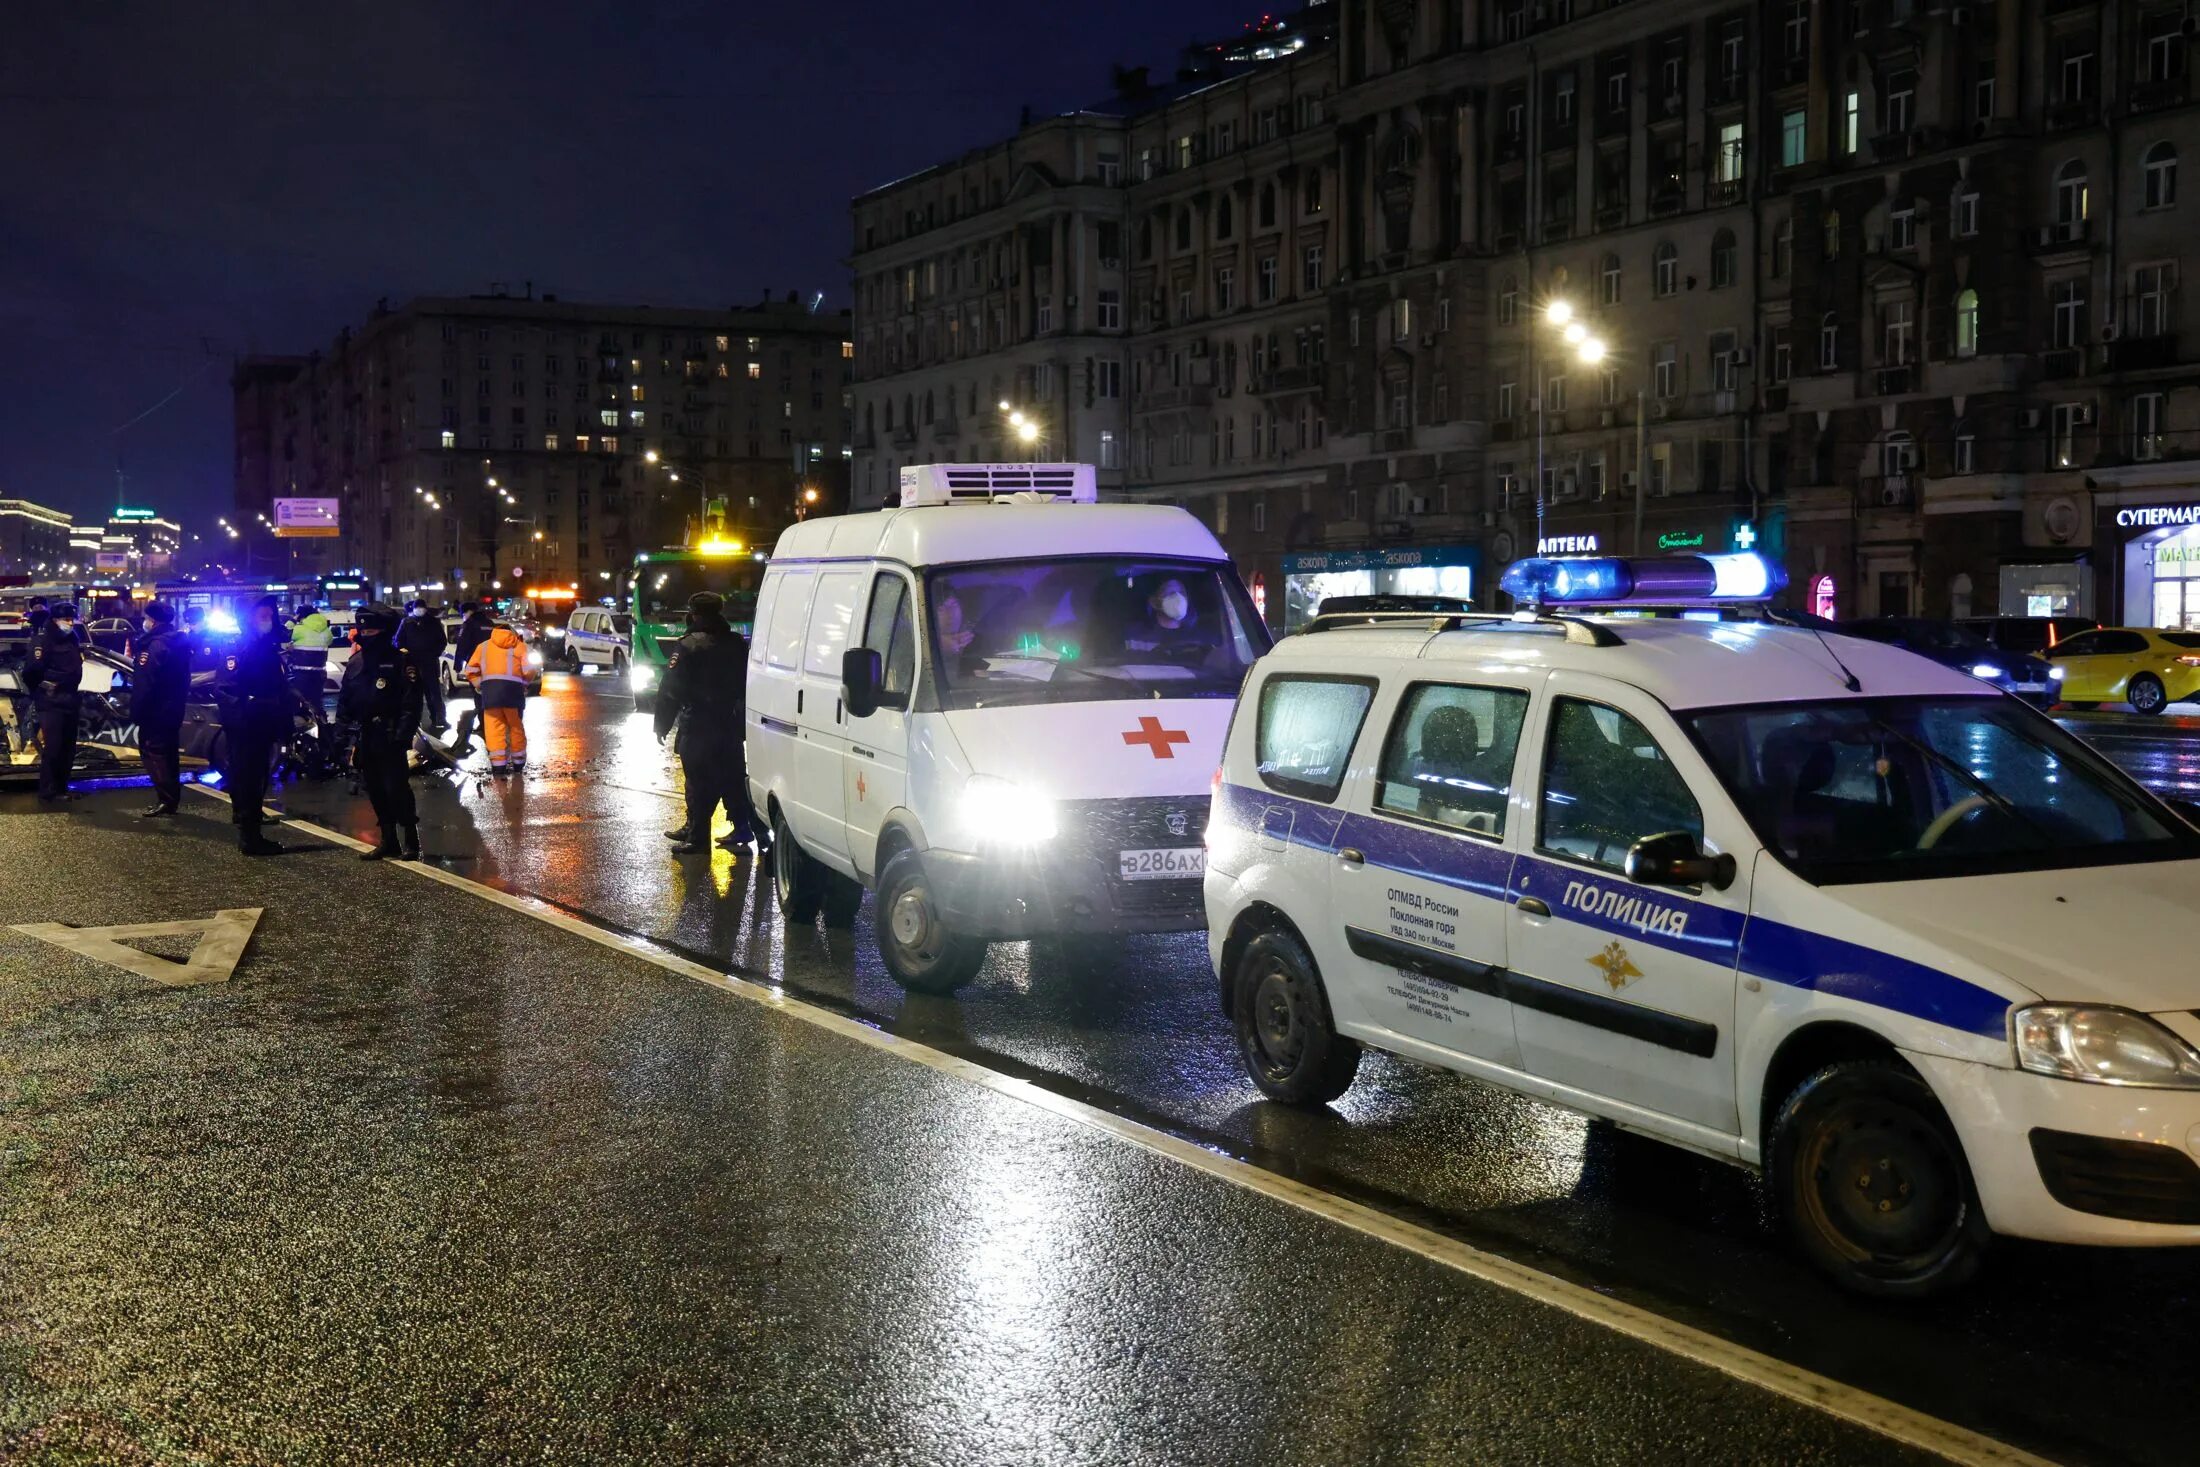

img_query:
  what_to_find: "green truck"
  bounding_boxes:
[625,537,768,709]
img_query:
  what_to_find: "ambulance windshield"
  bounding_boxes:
[1686,697,2199,883]
[925,557,1268,709]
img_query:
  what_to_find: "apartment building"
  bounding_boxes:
[855,0,2200,627]
[849,110,1138,508]
[234,291,852,592]
[0,498,73,577]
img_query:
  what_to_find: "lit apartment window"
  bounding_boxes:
[841,340,855,359]
[748,363,761,379]
[440,430,457,448]
[1781,110,1806,169]
[1954,289,1980,357]
[544,434,559,451]
[1954,430,1976,473]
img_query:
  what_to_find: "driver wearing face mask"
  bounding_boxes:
[1124,577,1211,656]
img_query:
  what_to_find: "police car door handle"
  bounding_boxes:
[1337,847,1365,866]
[1516,896,1552,918]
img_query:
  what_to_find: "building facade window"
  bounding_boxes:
[1820,312,1840,370]
[1954,289,1980,357]
[1780,110,1807,168]
[1653,241,1678,296]
[2144,142,2179,210]
[2055,161,2090,229]
[2134,264,2175,337]
[1954,428,1976,474]
[2051,278,2088,349]
[1709,230,1737,287]
[1600,253,1621,304]
[2133,392,2166,461]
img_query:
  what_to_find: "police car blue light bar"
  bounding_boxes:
[1500,551,1787,607]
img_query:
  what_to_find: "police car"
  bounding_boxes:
[1205,550,2200,1295]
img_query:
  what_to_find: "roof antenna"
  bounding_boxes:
[1809,624,1864,692]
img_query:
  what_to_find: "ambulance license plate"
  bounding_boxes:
[1119,847,1206,881]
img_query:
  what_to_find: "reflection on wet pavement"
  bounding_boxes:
[260,674,2200,1466]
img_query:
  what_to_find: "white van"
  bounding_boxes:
[748,463,1270,994]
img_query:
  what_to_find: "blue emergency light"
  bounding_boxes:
[1500,551,1785,608]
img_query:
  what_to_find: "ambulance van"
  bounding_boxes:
[748,463,1269,993]
[1206,550,2200,1295]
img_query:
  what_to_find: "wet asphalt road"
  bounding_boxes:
[8,671,2200,1462]
[0,794,1940,1465]
[220,670,2200,1467]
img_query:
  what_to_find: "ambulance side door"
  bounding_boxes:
[1503,674,1749,1137]
[1327,676,1532,1069]
[795,566,869,872]
[842,568,917,886]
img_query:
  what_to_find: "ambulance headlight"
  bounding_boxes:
[629,663,656,692]
[2013,1004,2200,1088]
[528,648,545,670]
[958,775,1057,845]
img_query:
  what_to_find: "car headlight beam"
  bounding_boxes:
[2013,1004,2200,1088]
[1970,663,2005,680]
[958,774,1057,846]
[629,663,656,691]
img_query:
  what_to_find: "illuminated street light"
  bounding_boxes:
[1577,337,1608,364]
[1563,322,1587,345]
[1546,299,1574,326]
[998,399,1011,411]
[644,451,660,464]
[1016,420,1040,444]
[803,488,820,504]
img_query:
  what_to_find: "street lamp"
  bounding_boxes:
[1533,297,1652,555]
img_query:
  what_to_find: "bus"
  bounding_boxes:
[625,535,768,707]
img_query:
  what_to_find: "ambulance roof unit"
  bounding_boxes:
[773,464,1226,570]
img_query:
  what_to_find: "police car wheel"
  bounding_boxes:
[772,807,825,923]
[876,848,985,994]
[2129,674,2168,716]
[1233,929,1360,1106]
[1773,1060,1988,1297]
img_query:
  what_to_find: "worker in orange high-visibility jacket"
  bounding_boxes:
[465,618,531,776]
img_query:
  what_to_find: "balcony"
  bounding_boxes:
[1496,131,1527,164]
[2131,73,2191,113]
[889,424,917,448]
[1860,472,1916,509]
[1595,201,1628,230]
[1257,364,1324,398]
[1776,54,1809,87]
[1649,188,1684,218]
[2039,346,2089,379]
[1137,384,1214,415]
[2045,96,2095,131]
[1870,129,1917,162]
[2106,332,2180,371]
[1709,178,1744,205]
[1542,212,1576,241]
[1710,72,1746,106]
[1875,364,1916,396]
[2030,218,2095,255]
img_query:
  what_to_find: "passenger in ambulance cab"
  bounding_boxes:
[1124,576,1212,657]
[935,592,976,656]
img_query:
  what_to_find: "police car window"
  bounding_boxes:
[1686,698,2189,883]
[1539,699,1704,872]
[1375,683,1528,837]
[862,574,916,706]
[1256,676,1375,803]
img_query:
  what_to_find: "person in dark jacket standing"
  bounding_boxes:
[215,595,291,855]
[653,591,767,856]
[448,602,495,752]
[340,604,423,861]
[130,601,191,818]
[397,600,450,734]
[25,601,84,804]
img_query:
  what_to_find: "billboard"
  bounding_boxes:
[94,550,130,571]
[274,498,340,538]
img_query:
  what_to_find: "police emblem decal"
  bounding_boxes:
[1588,940,1643,991]
[1165,809,1189,838]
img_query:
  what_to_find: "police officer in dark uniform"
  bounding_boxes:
[397,600,450,733]
[340,604,423,861]
[25,600,84,804]
[448,601,496,752]
[653,591,767,857]
[130,601,191,818]
[215,595,291,855]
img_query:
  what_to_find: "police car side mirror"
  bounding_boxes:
[1624,831,1736,891]
[842,647,882,720]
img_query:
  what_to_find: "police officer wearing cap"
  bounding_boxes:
[653,590,767,856]
[215,595,291,855]
[340,604,423,861]
[130,601,191,818]
[25,600,84,804]
[397,599,449,734]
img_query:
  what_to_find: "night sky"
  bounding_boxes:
[2,0,1257,539]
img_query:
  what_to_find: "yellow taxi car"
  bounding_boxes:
[2046,626,2200,714]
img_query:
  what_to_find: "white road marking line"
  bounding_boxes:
[8,908,262,988]
[185,787,2054,1467]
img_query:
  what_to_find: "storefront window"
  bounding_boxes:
[1808,574,1837,619]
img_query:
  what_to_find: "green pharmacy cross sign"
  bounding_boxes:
[1657,530,1705,550]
